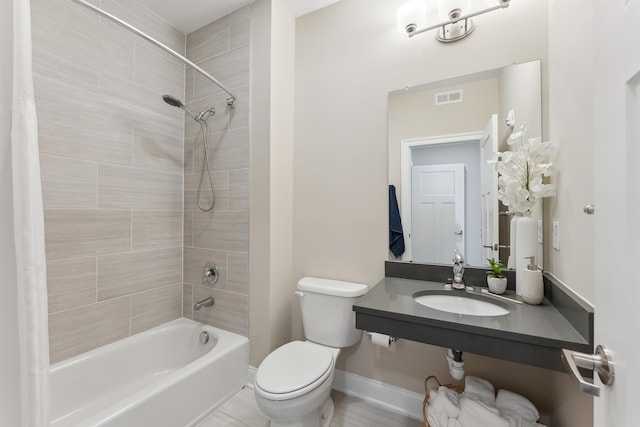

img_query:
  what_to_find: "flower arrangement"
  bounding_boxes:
[492,125,556,213]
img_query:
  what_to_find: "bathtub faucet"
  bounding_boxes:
[194,296,215,311]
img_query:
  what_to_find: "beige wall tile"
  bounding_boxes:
[32,47,99,95]
[48,296,130,363]
[195,127,250,172]
[98,23,135,81]
[97,247,182,301]
[187,17,230,64]
[100,0,185,54]
[133,126,184,173]
[193,210,249,252]
[184,136,195,174]
[184,171,228,212]
[184,210,194,247]
[228,85,249,130]
[229,169,249,210]
[33,73,99,115]
[194,44,250,99]
[33,0,187,364]
[100,74,184,139]
[31,0,101,36]
[229,6,251,49]
[40,155,97,209]
[183,247,227,287]
[132,210,182,251]
[47,257,97,314]
[183,284,193,319]
[227,252,248,295]
[44,209,131,261]
[131,284,182,334]
[185,68,195,104]
[36,101,133,165]
[193,286,248,336]
[134,42,185,96]
[99,164,182,210]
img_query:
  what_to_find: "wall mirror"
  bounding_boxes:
[388,60,542,268]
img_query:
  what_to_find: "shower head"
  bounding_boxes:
[162,94,198,121]
[162,94,184,108]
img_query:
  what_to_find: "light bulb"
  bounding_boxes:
[397,1,427,35]
[438,0,471,20]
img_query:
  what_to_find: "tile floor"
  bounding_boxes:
[197,386,424,427]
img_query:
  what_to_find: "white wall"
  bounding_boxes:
[249,0,296,366]
[293,0,592,424]
[546,0,595,304]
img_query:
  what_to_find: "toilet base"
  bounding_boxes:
[267,396,334,427]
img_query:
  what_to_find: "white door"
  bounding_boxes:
[411,164,465,264]
[590,0,640,424]
[480,114,499,264]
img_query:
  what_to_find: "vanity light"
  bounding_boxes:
[397,0,510,43]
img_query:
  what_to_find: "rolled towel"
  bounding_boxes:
[428,386,461,419]
[463,376,495,403]
[496,389,540,422]
[426,410,449,427]
[457,397,509,427]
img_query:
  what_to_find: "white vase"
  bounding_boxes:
[487,277,507,294]
[507,214,521,269]
[515,214,538,296]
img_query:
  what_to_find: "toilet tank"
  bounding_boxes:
[297,277,369,348]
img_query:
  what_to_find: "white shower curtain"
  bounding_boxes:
[0,0,50,425]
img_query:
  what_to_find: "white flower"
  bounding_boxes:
[492,126,556,213]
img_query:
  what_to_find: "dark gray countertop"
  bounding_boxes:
[353,276,592,372]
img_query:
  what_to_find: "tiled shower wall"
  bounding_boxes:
[182,7,251,336]
[32,0,186,363]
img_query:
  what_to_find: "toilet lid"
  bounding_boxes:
[255,341,333,395]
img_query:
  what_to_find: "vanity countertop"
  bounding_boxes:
[353,276,592,372]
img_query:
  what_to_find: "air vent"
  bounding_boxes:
[435,89,463,106]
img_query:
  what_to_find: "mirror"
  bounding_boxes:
[388,60,542,268]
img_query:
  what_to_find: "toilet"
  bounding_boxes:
[254,277,369,427]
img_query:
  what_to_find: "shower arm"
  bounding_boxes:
[70,0,237,108]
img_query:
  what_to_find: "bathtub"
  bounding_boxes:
[49,318,249,427]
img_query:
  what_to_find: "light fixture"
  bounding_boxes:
[397,0,511,43]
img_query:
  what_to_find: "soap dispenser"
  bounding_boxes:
[521,256,543,305]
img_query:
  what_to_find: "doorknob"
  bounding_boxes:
[454,230,463,235]
[483,244,510,250]
[561,345,614,397]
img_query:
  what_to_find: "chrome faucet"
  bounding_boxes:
[194,296,215,311]
[452,251,465,290]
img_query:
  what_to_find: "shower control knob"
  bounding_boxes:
[202,263,219,285]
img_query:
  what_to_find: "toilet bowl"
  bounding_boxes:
[254,341,339,427]
[254,277,368,427]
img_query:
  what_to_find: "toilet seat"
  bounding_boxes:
[255,341,334,401]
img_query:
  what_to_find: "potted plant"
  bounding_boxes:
[486,258,508,294]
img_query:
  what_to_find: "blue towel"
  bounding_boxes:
[389,185,405,258]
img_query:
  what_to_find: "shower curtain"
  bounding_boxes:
[0,0,50,425]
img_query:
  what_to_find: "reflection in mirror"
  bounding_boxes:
[388,60,542,268]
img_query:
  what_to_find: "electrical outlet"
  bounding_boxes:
[552,221,560,250]
[537,220,543,244]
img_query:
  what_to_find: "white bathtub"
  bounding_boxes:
[49,318,249,427]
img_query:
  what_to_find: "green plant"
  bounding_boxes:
[486,258,505,279]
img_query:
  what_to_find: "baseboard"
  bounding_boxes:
[248,365,256,389]
[332,369,423,421]
[248,365,422,421]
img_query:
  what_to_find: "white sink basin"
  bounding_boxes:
[413,293,509,317]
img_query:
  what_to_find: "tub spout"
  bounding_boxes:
[194,296,215,311]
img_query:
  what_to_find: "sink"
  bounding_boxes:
[413,292,509,317]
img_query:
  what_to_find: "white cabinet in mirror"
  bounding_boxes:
[387,60,543,268]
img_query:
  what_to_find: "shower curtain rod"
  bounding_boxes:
[70,0,237,107]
